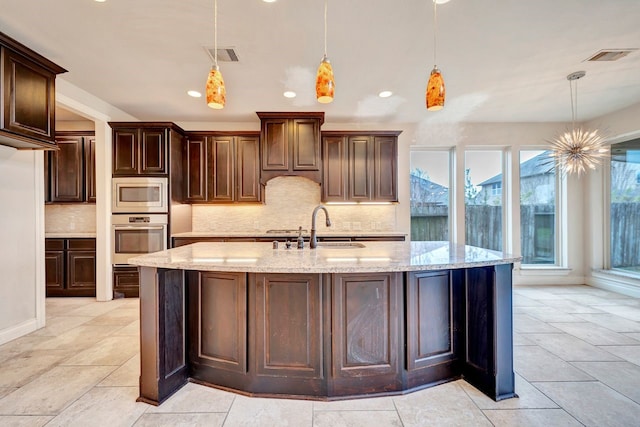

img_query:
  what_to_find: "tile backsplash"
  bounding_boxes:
[45,204,96,233]
[192,176,398,233]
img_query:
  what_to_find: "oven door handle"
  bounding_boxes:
[113,225,167,230]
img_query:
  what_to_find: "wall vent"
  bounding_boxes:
[205,47,239,62]
[585,49,637,62]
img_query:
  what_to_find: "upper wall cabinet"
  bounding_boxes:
[0,32,66,149]
[45,132,96,203]
[110,122,186,177]
[322,131,401,203]
[257,112,324,184]
[185,132,261,204]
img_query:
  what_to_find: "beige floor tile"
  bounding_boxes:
[574,313,640,333]
[596,305,640,322]
[0,349,73,388]
[482,409,582,427]
[0,336,52,364]
[563,293,635,306]
[313,395,395,411]
[512,295,545,307]
[525,333,623,361]
[572,361,640,404]
[223,394,313,427]
[46,386,149,427]
[313,410,402,427]
[45,298,96,317]
[513,332,536,346]
[0,365,115,415]
[393,381,492,427]
[0,388,16,399]
[33,325,118,352]
[518,306,583,323]
[549,322,640,345]
[626,332,640,341]
[0,415,54,426]
[111,320,140,337]
[514,346,594,382]
[29,316,93,337]
[146,382,235,413]
[541,299,605,314]
[513,288,563,300]
[133,413,226,426]
[592,345,640,366]
[61,335,139,366]
[535,381,640,427]
[85,308,139,326]
[460,374,558,410]
[98,353,140,387]
[64,300,124,318]
[514,314,563,334]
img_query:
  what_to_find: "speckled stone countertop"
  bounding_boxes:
[171,231,407,239]
[45,233,97,238]
[128,241,521,273]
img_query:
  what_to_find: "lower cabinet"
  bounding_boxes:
[45,238,96,297]
[113,266,140,298]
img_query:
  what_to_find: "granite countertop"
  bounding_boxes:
[128,241,521,273]
[45,232,97,238]
[171,231,407,238]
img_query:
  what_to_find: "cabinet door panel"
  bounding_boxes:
[186,138,207,201]
[140,129,167,174]
[322,136,347,201]
[293,119,320,171]
[67,250,96,292]
[348,136,371,200]
[236,136,260,202]
[45,251,64,294]
[254,274,323,379]
[113,129,138,175]
[261,119,288,171]
[51,137,83,202]
[373,136,397,201]
[210,137,234,201]
[3,50,54,141]
[85,137,97,203]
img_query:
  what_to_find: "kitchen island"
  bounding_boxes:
[129,241,520,405]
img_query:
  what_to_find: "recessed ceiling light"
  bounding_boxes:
[434,0,451,4]
[94,0,107,3]
[187,90,202,98]
[262,0,277,3]
[378,91,393,98]
[283,91,297,98]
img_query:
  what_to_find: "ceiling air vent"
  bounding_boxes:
[585,49,637,62]
[205,47,239,62]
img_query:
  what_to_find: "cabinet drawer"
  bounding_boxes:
[67,239,96,250]
[45,239,65,250]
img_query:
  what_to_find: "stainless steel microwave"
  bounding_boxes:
[112,177,168,213]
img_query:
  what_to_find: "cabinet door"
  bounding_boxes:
[209,136,234,202]
[85,137,97,203]
[292,118,320,171]
[113,128,138,175]
[113,266,140,298]
[1,49,56,143]
[50,136,84,202]
[236,136,260,202]
[348,136,371,201]
[322,136,347,202]
[140,128,167,175]
[186,137,208,201]
[67,250,96,296]
[261,119,288,171]
[45,250,64,295]
[44,151,51,203]
[373,136,397,201]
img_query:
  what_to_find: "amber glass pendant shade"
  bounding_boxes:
[316,56,335,104]
[426,67,445,111]
[206,65,226,109]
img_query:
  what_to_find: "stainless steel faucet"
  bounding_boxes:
[310,205,331,249]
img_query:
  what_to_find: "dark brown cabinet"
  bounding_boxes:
[257,112,324,184]
[322,131,400,202]
[110,124,169,176]
[0,32,66,149]
[185,132,261,203]
[45,132,95,203]
[45,238,96,297]
[113,266,140,298]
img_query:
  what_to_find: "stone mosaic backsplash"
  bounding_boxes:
[45,204,96,233]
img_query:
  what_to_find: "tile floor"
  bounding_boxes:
[0,285,640,426]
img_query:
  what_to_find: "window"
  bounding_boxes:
[610,139,640,275]
[520,150,556,265]
[465,150,503,251]
[410,150,450,241]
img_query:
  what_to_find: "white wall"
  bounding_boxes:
[0,145,45,345]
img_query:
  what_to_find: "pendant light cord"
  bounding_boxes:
[569,78,577,131]
[214,0,218,66]
[324,0,328,57]
[433,0,438,67]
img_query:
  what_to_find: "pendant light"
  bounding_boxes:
[206,0,226,109]
[547,71,608,176]
[316,0,335,103]
[426,0,445,111]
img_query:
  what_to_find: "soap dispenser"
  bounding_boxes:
[296,226,304,249]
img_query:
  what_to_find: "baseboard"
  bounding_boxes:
[0,318,39,346]
[588,271,640,298]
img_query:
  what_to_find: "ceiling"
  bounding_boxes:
[2,0,640,125]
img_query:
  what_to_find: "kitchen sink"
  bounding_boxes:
[316,242,366,248]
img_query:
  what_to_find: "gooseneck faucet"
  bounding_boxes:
[310,205,331,249]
